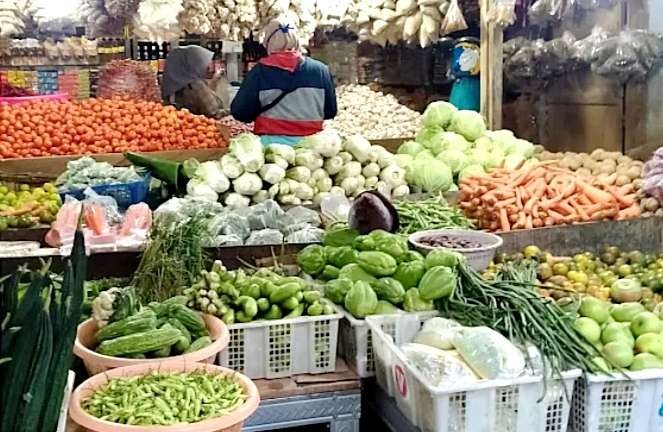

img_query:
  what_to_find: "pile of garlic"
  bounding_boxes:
[257,0,318,48]
[0,0,37,37]
[178,0,216,35]
[132,0,184,42]
[353,0,460,47]
[325,84,421,139]
[78,0,124,38]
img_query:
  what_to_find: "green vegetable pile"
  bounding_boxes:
[93,297,212,359]
[0,231,86,431]
[298,229,459,318]
[394,195,474,235]
[82,370,246,426]
[184,260,336,324]
[134,213,209,303]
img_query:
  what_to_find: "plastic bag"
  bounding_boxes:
[97,59,160,102]
[539,31,578,77]
[286,206,321,227]
[45,197,82,248]
[440,0,468,35]
[401,343,478,387]
[119,203,152,236]
[528,0,565,25]
[642,148,663,203]
[245,229,284,245]
[285,227,325,243]
[574,26,610,63]
[207,211,251,241]
[243,200,286,230]
[414,317,462,350]
[487,0,516,27]
[592,30,663,83]
[212,234,244,247]
[83,188,122,226]
[452,327,525,379]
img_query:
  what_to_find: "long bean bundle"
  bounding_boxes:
[395,195,473,235]
[438,260,600,375]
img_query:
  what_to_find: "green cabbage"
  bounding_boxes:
[394,154,413,169]
[504,138,535,158]
[473,137,495,153]
[504,154,526,170]
[397,140,425,157]
[436,149,469,174]
[483,129,515,146]
[415,150,434,160]
[408,158,453,193]
[421,101,457,128]
[439,132,471,152]
[449,110,487,141]
[415,126,444,150]
[459,164,486,180]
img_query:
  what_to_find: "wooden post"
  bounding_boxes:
[480,0,503,129]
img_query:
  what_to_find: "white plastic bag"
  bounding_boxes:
[440,0,467,35]
[487,0,516,27]
[402,343,478,387]
[414,317,462,350]
[452,327,526,379]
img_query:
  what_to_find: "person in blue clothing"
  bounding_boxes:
[231,18,338,146]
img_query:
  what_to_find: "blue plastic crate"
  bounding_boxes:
[59,174,151,209]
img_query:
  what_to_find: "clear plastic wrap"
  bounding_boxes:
[245,229,284,245]
[241,199,286,230]
[487,0,516,27]
[211,234,244,247]
[440,0,468,35]
[401,343,478,387]
[45,197,82,248]
[286,206,322,227]
[539,31,578,77]
[592,30,663,83]
[413,317,462,350]
[573,26,610,63]
[452,327,526,379]
[207,212,251,241]
[528,0,565,25]
[83,188,122,226]
[285,227,325,243]
[97,59,160,102]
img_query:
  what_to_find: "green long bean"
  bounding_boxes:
[395,195,473,234]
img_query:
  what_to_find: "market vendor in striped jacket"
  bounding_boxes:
[231,19,338,146]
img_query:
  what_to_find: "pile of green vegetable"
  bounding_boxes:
[92,296,212,358]
[396,101,539,192]
[0,231,86,431]
[133,213,209,303]
[82,370,246,426]
[184,260,336,324]
[394,195,474,235]
[298,229,459,318]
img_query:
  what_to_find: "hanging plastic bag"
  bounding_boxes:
[487,0,516,27]
[573,26,610,64]
[528,0,565,25]
[440,0,467,35]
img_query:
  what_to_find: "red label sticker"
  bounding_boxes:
[393,364,408,398]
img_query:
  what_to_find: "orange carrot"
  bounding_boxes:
[499,208,510,232]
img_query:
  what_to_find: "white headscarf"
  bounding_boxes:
[262,18,300,55]
[162,45,214,98]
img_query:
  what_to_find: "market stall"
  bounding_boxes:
[2,0,663,431]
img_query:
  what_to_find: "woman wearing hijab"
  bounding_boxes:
[231,19,338,146]
[162,45,229,118]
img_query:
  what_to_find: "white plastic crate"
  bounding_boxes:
[218,312,342,379]
[338,305,437,378]
[570,369,663,432]
[366,314,580,432]
[56,371,75,432]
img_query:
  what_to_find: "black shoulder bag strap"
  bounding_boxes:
[258,86,297,114]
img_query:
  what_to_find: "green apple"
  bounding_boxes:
[634,333,663,357]
[603,341,635,368]
[610,302,645,322]
[630,353,663,371]
[631,312,662,337]
[579,296,610,323]
[601,322,635,348]
[574,317,602,344]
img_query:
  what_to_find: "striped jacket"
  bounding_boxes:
[230,57,337,136]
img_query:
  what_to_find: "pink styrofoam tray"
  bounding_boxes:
[0,92,69,105]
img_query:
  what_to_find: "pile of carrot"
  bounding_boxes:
[459,163,641,232]
[0,98,228,159]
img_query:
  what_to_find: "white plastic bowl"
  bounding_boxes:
[408,229,503,271]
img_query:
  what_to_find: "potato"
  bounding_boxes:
[642,211,653,218]
[582,159,597,171]
[656,208,663,217]
[644,197,659,212]
[576,167,592,177]
[617,155,632,165]
[597,164,615,175]
[615,174,631,187]
[633,178,644,189]
[626,165,642,180]
[591,148,606,161]
[533,144,545,154]
[566,156,582,171]
[538,150,554,161]
[597,172,617,185]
